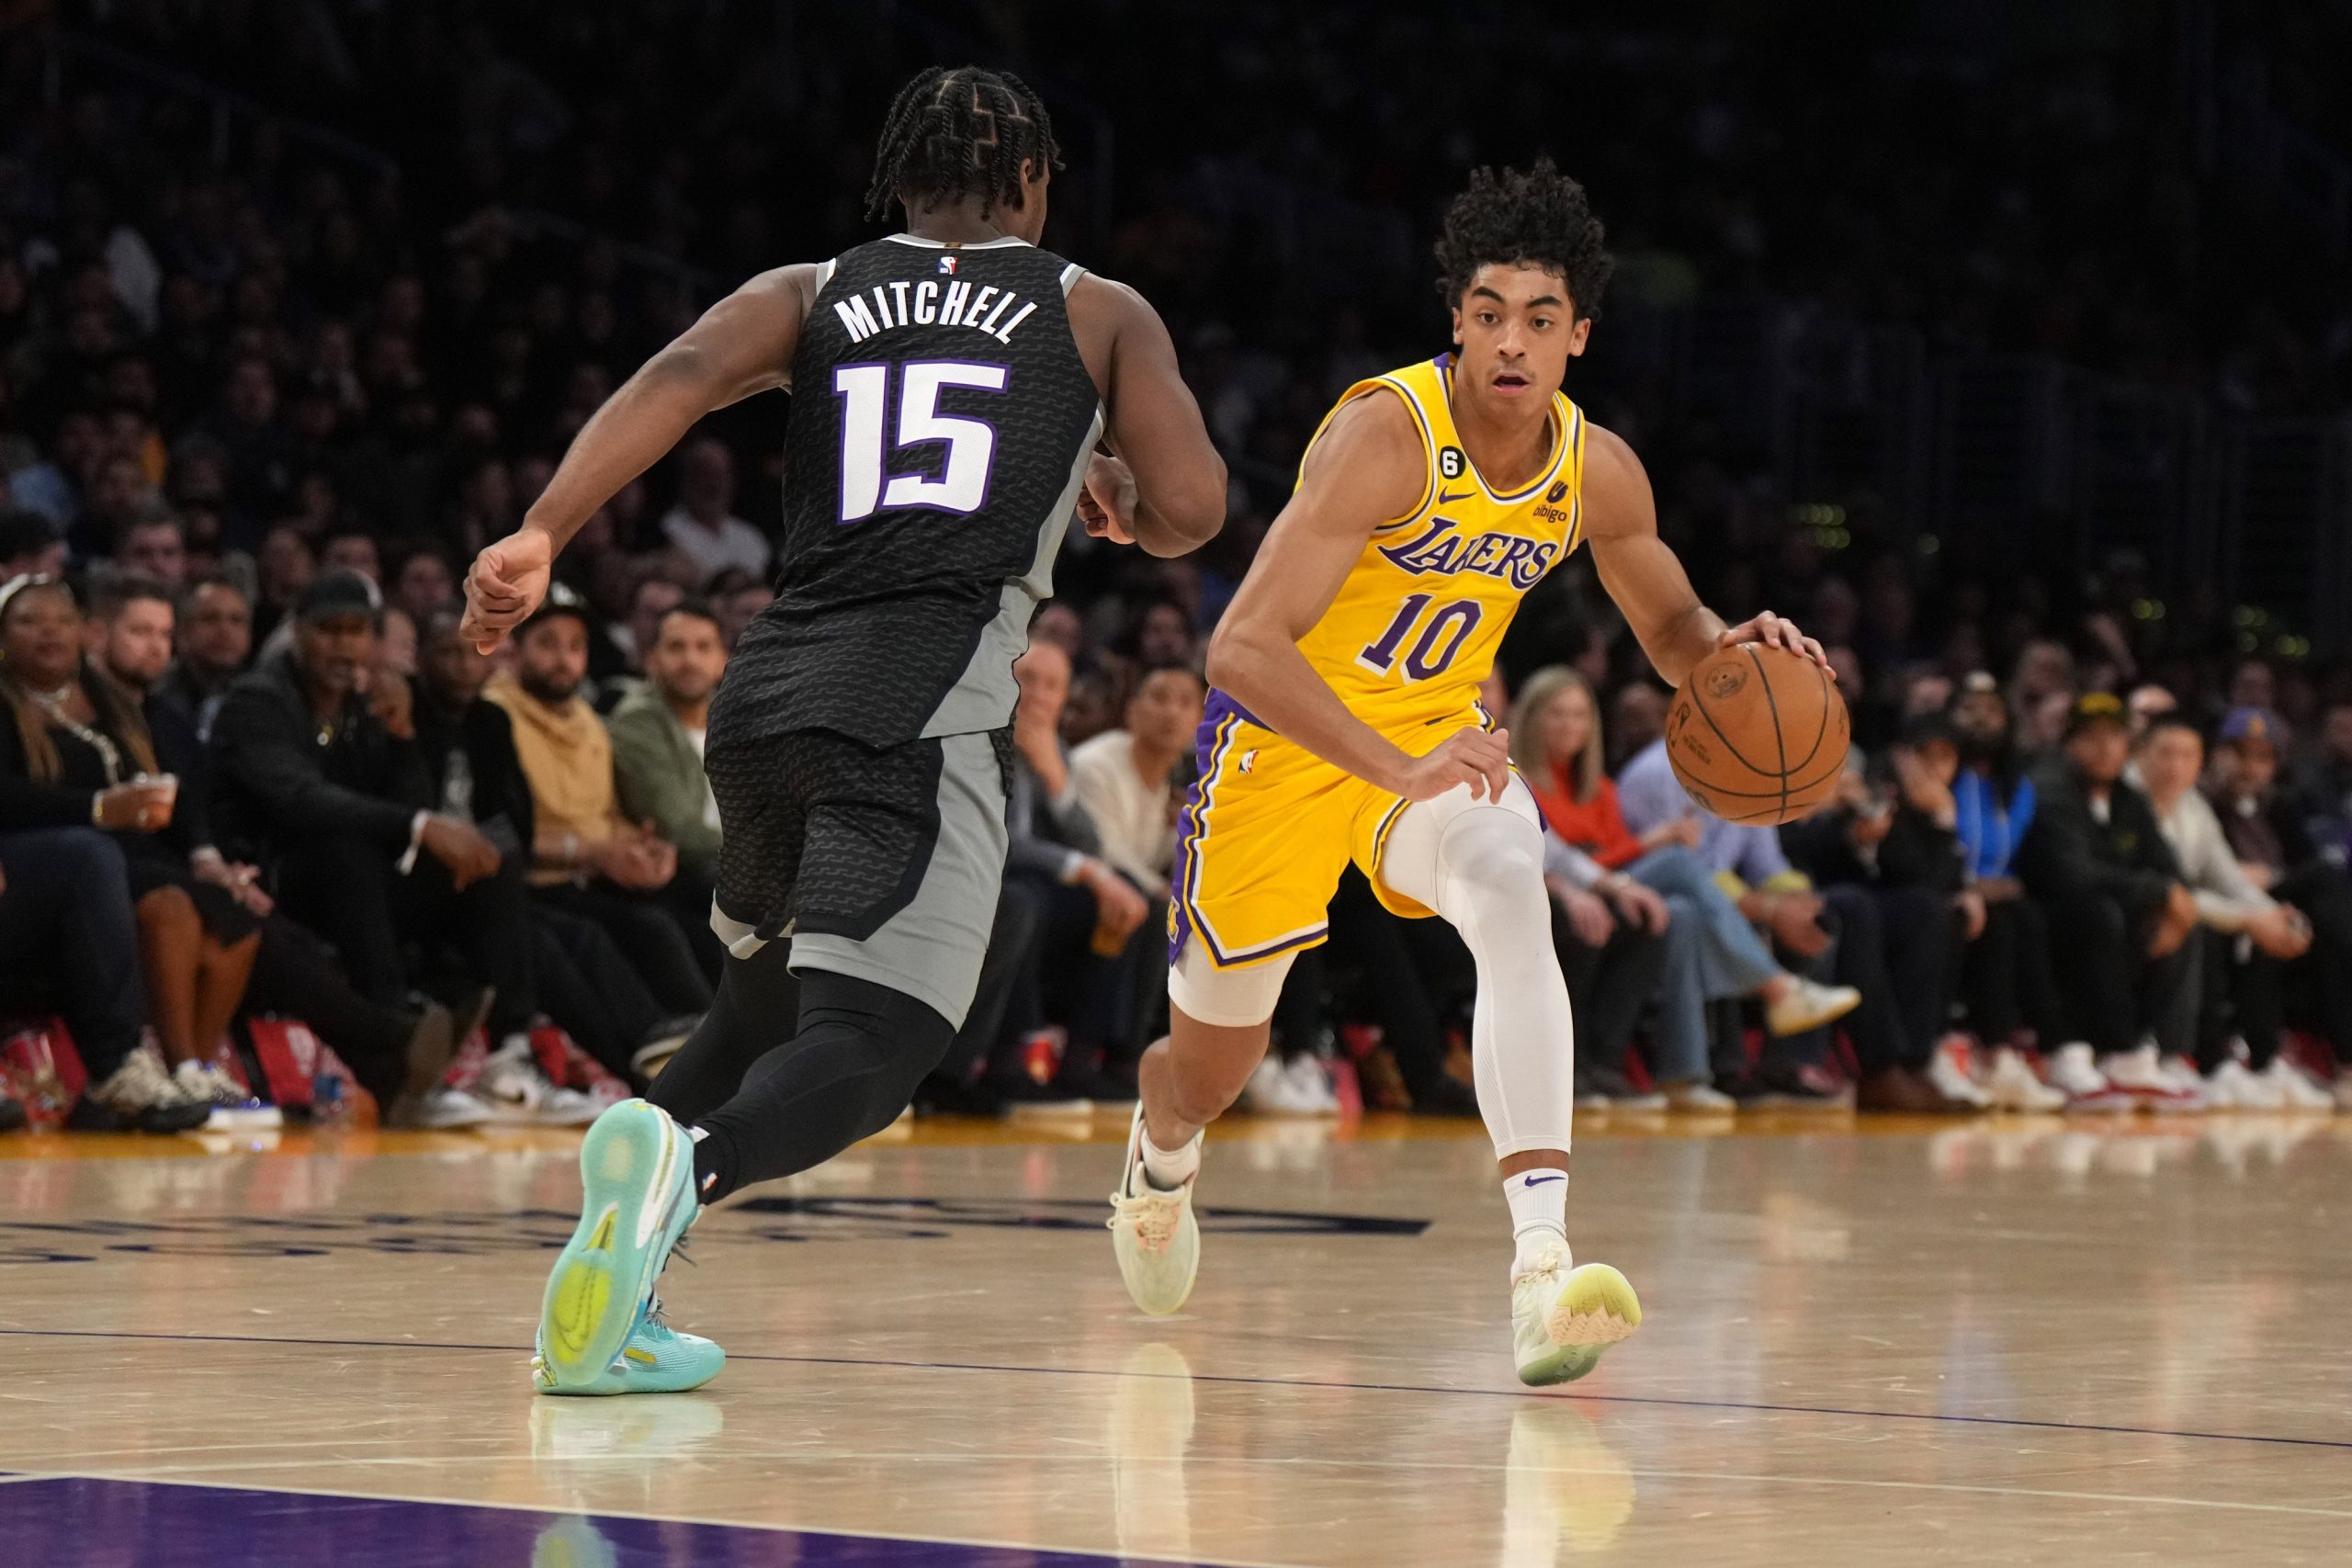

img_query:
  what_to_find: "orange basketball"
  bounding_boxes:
[1665,643,1850,826]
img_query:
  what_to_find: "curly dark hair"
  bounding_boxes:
[865,66,1065,222]
[1432,157,1613,319]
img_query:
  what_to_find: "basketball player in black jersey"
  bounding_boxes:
[462,66,1225,1395]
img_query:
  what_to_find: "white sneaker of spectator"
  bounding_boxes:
[2203,1047,2274,1110]
[1928,1035,1993,1109]
[2258,1056,2335,1112]
[475,1036,600,1126]
[171,1058,284,1131]
[1283,1054,1340,1115]
[1663,1079,1735,1113]
[394,1087,495,1130]
[1981,1045,2066,1112]
[1240,1054,1318,1116]
[2100,1042,2207,1111]
[2045,1042,2132,1111]
[1763,977,1861,1037]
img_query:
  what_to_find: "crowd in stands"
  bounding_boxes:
[3,5,2351,1134]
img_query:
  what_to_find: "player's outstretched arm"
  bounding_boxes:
[1205,390,1510,803]
[462,265,820,652]
[1067,275,1225,558]
[1582,423,1831,686]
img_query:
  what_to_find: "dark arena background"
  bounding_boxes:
[3,4,2351,1564]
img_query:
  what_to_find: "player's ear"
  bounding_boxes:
[1449,301,1464,349]
[1567,317,1592,358]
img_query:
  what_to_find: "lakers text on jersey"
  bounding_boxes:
[1170,355,1587,970]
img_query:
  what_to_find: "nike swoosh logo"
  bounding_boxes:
[1436,488,1475,506]
[1521,1173,1566,1188]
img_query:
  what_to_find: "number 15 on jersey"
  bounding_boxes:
[833,360,1010,523]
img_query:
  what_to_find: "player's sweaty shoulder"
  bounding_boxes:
[1295,383,1428,533]
[1577,420,1656,543]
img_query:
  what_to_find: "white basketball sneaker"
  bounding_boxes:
[2047,1042,2132,1111]
[1107,1104,1201,1316]
[2260,1056,2335,1112]
[477,1036,599,1126]
[1982,1046,2066,1112]
[2205,1055,2273,1110]
[1928,1036,1993,1109]
[1511,1241,1643,1387]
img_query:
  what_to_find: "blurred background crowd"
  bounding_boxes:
[2,0,2350,1134]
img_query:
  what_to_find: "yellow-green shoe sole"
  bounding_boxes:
[1520,1263,1642,1388]
[537,1101,691,1390]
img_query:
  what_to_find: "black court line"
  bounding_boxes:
[6,1325,2349,1455]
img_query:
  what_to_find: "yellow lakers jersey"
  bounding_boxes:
[1293,355,1586,739]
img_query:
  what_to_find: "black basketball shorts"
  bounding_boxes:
[704,727,1012,1029]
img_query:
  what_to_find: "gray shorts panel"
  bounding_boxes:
[787,728,1010,1028]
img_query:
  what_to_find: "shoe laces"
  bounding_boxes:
[1108,1184,1185,1256]
[1512,1243,1566,1290]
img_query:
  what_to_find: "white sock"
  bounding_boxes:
[1138,1127,1200,1191]
[1503,1168,1568,1276]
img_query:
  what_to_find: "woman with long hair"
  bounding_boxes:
[1510,666,1860,1109]
[0,576,264,1113]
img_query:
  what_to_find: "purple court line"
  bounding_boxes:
[6,1325,2350,1454]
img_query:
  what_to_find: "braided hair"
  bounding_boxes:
[1433,157,1613,320]
[865,65,1064,222]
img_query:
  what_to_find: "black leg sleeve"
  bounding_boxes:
[687,969,956,1201]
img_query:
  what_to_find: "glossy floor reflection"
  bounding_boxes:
[4,1112,2350,1565]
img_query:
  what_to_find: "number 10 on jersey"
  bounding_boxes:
[1358,592,1484,682]
[834,360,1009,522]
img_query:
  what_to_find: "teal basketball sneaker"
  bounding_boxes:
[532,1297,723,1395]
[537,1099,703,1393]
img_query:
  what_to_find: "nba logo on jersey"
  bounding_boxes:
[938,254,958,275]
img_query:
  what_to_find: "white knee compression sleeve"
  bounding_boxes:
[1378,781,1576,1158]
[1168,937,1296,1029]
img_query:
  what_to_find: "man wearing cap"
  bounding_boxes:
[2211,706,2352,1108]
[482,586,713,1027]
[2016,692,2202,1109]
[210,570,593,1125]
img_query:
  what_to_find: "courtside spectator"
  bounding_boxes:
[209,571,591,1125]
[0,576,263,1117]
[661,436,769,583]
[156,572,253,738]
[1070,663,1204,900]
[0,827,206,1131]
[483,591,715,1022]
[92,574,453,1122]
[609,600,726,889]
[2016,693,2200,1108]
[2210,706,2352,1105]
[414,610,697,1087]
[2137,716,2332,1110]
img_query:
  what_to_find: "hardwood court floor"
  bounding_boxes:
[3,1110,2349,1566]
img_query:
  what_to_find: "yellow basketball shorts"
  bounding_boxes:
[1169,691,1476,970]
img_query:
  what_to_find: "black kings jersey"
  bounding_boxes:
[712,234,1103,750]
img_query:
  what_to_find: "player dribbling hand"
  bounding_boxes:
[1717,609,1832,674]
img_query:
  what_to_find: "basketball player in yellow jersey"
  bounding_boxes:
[1099,159,1832,1385]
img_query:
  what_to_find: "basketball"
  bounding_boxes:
[1665,643,1850,826]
